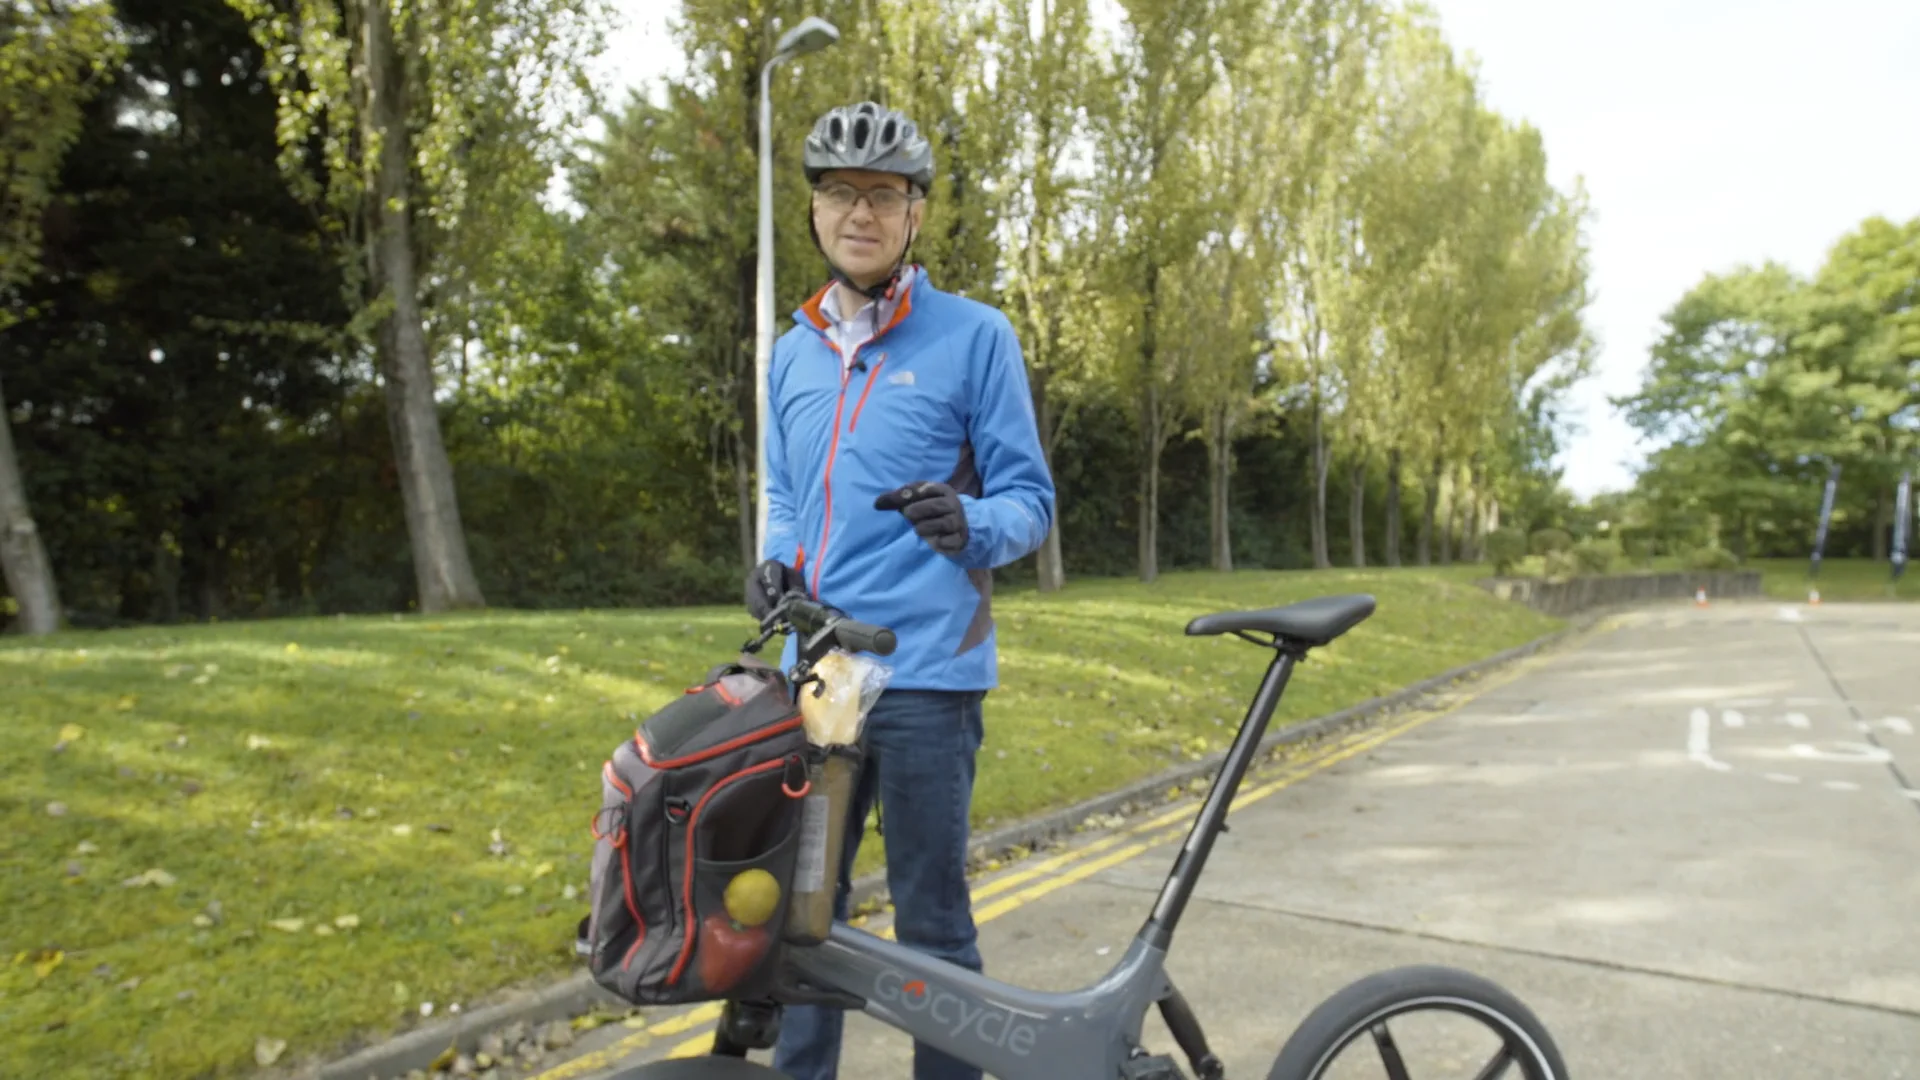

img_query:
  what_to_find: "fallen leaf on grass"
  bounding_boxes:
[116,977,141,992]
[563,883,579,901]
[254,1037,287,1066]
[121,868,176,888]
[245,734,272,751]
[74,840,98,855]
[505,884,526,896]
[313,925,335,937]
[267,918,306,934]
[46,801,68,817]
[391,824,413,837]
[114,695,137,712]
[333,914,360,930]
[30,949,64,979]
[57,723,86,745]
[430,1044,458,1072]
[532,861,554,879]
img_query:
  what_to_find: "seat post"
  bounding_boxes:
[1139,645,1300,951]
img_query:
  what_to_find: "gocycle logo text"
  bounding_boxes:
[872,970,1040,1055]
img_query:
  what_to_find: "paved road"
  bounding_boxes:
[530,601,1920,1079]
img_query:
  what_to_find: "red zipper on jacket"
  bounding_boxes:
[665,757,795,986]
[806,285,916,598]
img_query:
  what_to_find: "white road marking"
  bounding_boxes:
[1778,606,1803,622]
[1861,717,1913,736]
[1906,790,1920,802]
[1689,709,1732,771]
[1764,773,1802,784]
[1824,781,1861,792]
[1782,713,1811,729]
[1721,709,1746,728]
[1790,742,1894,764]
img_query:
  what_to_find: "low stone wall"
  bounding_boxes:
[1479,569,1764,617]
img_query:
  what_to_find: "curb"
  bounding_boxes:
[308,604,1623,1080]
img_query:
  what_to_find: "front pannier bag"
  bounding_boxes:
[577,662,811,1005]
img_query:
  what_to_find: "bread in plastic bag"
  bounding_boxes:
[799,648,891,746]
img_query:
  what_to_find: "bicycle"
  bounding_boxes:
[611,590,1569,1080]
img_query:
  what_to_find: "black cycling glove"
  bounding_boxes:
[746,559,802,621]
[874,481,969,556]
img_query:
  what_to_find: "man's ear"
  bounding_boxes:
[909,198,926,232]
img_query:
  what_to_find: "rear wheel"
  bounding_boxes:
[1268,965,1567,1080]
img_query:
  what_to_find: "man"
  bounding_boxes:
[747,101,1056,1080]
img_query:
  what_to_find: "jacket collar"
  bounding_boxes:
[794,265,927,336]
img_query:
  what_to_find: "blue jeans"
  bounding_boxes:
[772,688,987,1080]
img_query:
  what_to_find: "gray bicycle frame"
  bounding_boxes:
[769,644,1303,1078]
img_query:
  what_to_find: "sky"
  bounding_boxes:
[594,0,1920,499]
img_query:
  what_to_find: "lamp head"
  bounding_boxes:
[776,16,839,59]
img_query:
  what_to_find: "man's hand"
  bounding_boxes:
[874,481,969,556]
[746,559,802,621]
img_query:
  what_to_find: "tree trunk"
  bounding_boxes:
[1439,470,1457,565]
[1137,387,1161,584]
[1310,392,1330,569]
[1873,494,1890,561]
[1348,457,1366,568]
[1201,403,1231,572]
[1384,447,1402,567]
[364,0,485,613]
[1418,448,1442,566]
[733,427,755,572]
[1460,462,1482,562]
[0,378,62,634]
[1033,376,1067,592]
[1137,255,1162,585]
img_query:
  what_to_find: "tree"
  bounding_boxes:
[994,0,1105,591]
[0,0,124,634]
[226,0,610,611]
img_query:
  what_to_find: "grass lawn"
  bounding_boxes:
[1,566,1560,1079]
[1750,556,1919,602]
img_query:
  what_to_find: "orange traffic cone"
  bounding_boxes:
[1809,588,1821,605]
[1695,586,1708,606]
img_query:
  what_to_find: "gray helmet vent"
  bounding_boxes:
[804,101,934,193]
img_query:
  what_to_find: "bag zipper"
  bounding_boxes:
[635,713,803,770]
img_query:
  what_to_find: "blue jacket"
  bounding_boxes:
[762,266,1056,692]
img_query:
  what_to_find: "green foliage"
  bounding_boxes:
[1529,528,1573,556]
[1570,538,1619,575]
[1485,526,1527,575]
[1685,544,1740,571]
[1541,549,1579,581]
[1616,213,1919,561]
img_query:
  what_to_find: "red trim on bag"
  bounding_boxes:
[603,761,633,799]
[618,853,647,969]
[666,757,792,986]
[713,680,742,707]
[634,714,804,770]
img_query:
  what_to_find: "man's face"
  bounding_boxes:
[811,168,923,285]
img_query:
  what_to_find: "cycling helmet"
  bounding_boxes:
[803,101,934,194]
[802,102,933,306]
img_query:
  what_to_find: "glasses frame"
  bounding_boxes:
[811,179,922,216]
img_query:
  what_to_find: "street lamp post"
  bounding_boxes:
[755,16,841,563]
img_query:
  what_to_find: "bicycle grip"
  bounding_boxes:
[833,619,897,657]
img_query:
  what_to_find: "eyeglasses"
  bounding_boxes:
[813,181,916,215]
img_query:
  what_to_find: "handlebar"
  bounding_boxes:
[749,591,897,659]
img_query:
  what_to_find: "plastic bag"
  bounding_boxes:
[798,648,891,746]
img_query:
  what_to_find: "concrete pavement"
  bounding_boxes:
[526,600,1920,1079]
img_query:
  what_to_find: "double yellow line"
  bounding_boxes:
[531,653,1543,1078]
